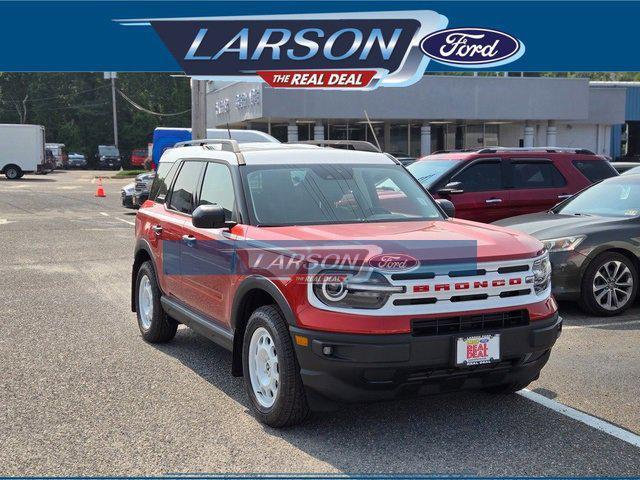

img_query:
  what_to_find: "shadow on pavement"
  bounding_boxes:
[152,326,640,475]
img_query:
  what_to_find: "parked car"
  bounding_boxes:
[495,175,640,316]
[613,161,640,174]
[132,139,560,427]
[46,143,68,169]
[387,152,417,166]
[152,127,280,168]
[121,172,155,209]
[121,182,136,209]
[97,145,121,170]
[130,148,148,168]
[0,124,48,179]
[407,147,618,223]
[67,153,87,169]
[132,171,155,207]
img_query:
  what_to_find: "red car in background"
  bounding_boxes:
[130,148,148,168]
[407,147,618,223]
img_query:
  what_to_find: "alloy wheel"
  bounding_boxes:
[592,260,634,311]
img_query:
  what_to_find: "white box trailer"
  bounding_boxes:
[0,124,46,179]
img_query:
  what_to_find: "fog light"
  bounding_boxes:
[322,346,333,356]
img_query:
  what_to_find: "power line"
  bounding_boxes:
[117,89,190,117]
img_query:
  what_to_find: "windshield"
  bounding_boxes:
[558,179,640,217]
[243,163,442,226]
[99,146,119,156]
[407,159,462,188]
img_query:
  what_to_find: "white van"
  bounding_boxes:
[0,124,46,179]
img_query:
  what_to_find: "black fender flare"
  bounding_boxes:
[231,275,297,329]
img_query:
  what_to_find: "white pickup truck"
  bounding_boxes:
[0,124,47,179]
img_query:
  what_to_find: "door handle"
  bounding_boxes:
[485,198,502,204]
[182,235,196,246]
[557,194,572,200]
[151,225,163,235]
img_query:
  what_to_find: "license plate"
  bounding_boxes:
[456,334,500,366]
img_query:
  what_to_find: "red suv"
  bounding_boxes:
[132,140,561,427]
[407,147,618,223]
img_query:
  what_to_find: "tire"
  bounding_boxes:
[5,165,21,180]
[16,171,24,179]
[242,305,309,427]
[579,252,638,316]
[135,260,178,343]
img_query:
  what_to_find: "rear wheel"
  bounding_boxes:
[579,252,638,316]
[135,261,178,343]
[243,305,309,427]
[4,165,21,180]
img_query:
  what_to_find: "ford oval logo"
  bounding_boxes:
[368,253,419,272]
[420,28,525,67]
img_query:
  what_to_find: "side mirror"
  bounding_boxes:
[192,204,227,229]
[436,198,456,218]
[438,181,464,195]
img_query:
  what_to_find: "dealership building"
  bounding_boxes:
[206,75,630,158]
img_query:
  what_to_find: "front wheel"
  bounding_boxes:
[579,252,638,316]
[242,305,309,427]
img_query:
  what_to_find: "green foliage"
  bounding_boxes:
[0,72,190,160]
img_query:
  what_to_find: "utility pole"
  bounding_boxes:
[104,72,119,148]
[191,79,207,140]
[111,75,119,149]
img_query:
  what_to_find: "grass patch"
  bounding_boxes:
[113,169,147,178]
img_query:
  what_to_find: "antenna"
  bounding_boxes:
[363,110,382,152]
[226,123,232,140]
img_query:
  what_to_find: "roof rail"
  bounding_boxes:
[476,146,595,155]
[174,138,241,153]
[432,149,478,154]
[296,140,381,152]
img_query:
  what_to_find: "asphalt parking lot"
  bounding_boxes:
[0,170,638,476]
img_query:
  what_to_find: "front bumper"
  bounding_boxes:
[291,313,561,408]
[549,251,589,300]
[121,192,134,208]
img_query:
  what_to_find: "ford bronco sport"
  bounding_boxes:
[132,140,561,427]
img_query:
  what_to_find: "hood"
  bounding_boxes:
[494,212,625,239]
[241,219,543,263]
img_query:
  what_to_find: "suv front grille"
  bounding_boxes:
[411,310,529,337]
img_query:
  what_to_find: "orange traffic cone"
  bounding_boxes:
[95,177,106,197]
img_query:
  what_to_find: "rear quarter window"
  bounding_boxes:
[572,159,618,182]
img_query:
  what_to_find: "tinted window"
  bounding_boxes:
[573,160,618,182]
[168,161,203,214]
[453,162,502,192]
[199,163,236,221]
[149,162,178,203]
[512,161,566,189]
[244,164,442,226]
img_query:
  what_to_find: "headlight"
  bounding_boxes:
[541,235,585,253]
[532,253,552,295]
[312,270,404,309]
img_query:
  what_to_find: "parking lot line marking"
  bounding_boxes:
[519,389,640,448]
[99,212,109,217]
[563,319,640,330]
[115,217,135,226]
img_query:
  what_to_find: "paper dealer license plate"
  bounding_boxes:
[455,334,500,366]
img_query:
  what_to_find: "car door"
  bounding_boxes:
[445,159,510,223]
[163,159,206,303]
[507,158,570,217]
[179,161,239,326]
